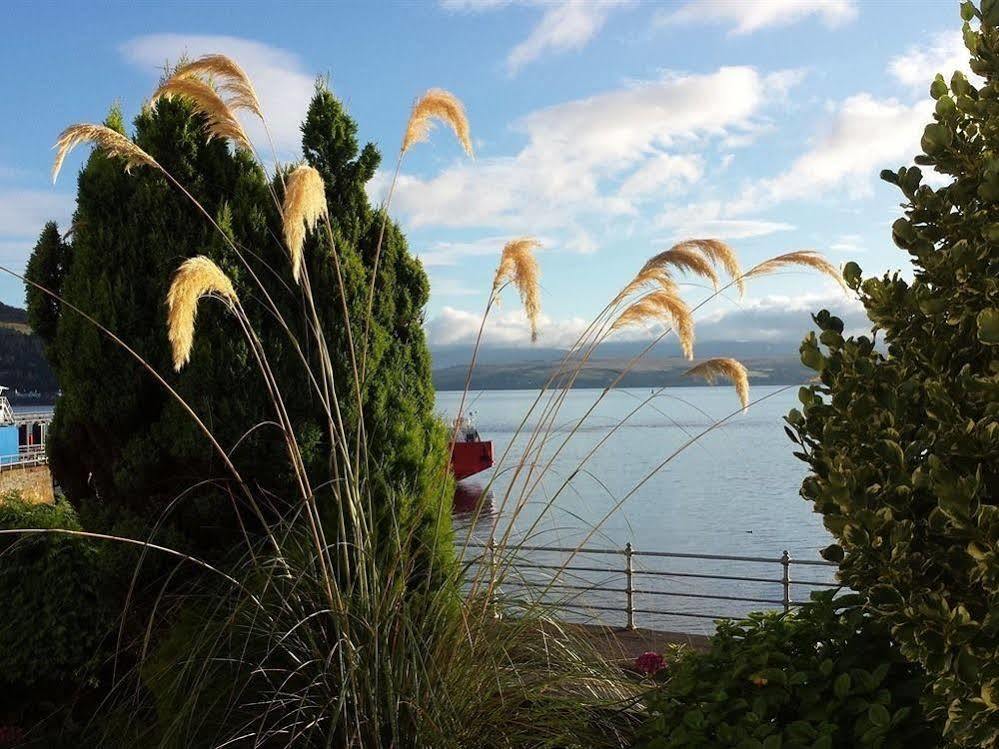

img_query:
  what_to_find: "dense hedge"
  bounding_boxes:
[634,592,940,749]
[0,495,108,699]
[787,2,999,744]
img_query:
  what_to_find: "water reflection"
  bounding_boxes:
[452,482,495,534]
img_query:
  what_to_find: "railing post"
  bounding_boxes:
[485,536,501,619]
[486,536,496,591]
[625,542,635,630]
[781,549,791,613]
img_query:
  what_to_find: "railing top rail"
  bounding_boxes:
[465,541,836,567]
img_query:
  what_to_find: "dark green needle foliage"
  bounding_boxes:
[25,84,452,564]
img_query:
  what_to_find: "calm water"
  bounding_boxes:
[13,395,835,631]
[436,386,837,632]
[437,386,829,557]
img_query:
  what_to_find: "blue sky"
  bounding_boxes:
[0,0,972,349]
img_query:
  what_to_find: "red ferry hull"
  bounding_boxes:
[451,441,494,481]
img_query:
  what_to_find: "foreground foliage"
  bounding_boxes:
[0,495,106,718]
[789,2,999,744]
[634,592,940,749]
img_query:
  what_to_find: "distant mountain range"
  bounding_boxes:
[0,303,58,401]
[430,340,811,391]
[0,301,812,399]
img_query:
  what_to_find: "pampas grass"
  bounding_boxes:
[151,76,253,152]
[282,165,329,283]
[52,124,159,183]
[691,239,744,296]
[641,244,720,289]
[492,237,542,342]
[641,239,743,295]
[166,256,238,371]
[685,357,750,410]
[612,289,694,359]
[171,54,263,120]
[401,88,473,156]
[745,250,845,289]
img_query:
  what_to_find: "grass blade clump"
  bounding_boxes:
[282,165,328,283]
[52,124,159,183]
[402,88,474,156]
[166,256,238,371]
[685,357,750,410]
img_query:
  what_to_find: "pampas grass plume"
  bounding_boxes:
[151,76,253,152]
[282,165,329,283]
[612,290,694,359]
[685,357,749,410]
[52,124,159,183]
[642,245,720,290]
[171,54,263,119]
[402,89,473,157]
[167,256,238,371]
[493,238,541,342]
[689,239,744,296]
[746,251,845,290]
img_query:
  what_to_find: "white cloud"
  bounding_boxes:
[506,0,629,74]
[426,305,589,347]
[387,67,793,240]
[0,190,75,240]
[619,153,703,200]
[429,277,480,297]
[442,0,629,74]
[120,34,315,156]
[731,93,932,212]
[695,288,866,341]
[417,235,553,267]
[828,233,866,254]
[0,190,74,303]
[656,200,794,239]
[428,288,866,349]
[658,0,857,35]
[889,30,975,91]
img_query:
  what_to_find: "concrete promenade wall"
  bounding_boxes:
[0,465,55,504]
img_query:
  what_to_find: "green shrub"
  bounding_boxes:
[787,3,999,744]
[0,494,109,699]
[634,592,940,749]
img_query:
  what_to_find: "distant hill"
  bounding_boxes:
[0,302,29,333]
[430,340,811,391]
[0,304,58,401]
[0,298,813,399]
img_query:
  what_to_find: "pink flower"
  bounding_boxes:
[635,651,665,675]
[0,725,25,746]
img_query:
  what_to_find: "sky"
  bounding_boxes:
[0,0,974,350]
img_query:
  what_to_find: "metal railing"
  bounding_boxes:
[465,540,838,632]
[0,446,48,473]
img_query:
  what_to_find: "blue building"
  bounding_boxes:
[0,386,16,465]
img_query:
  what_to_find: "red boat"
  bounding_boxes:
[450,415,494,481]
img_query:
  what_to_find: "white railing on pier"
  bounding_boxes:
[464,540,839,634]
[0,446,48,473]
